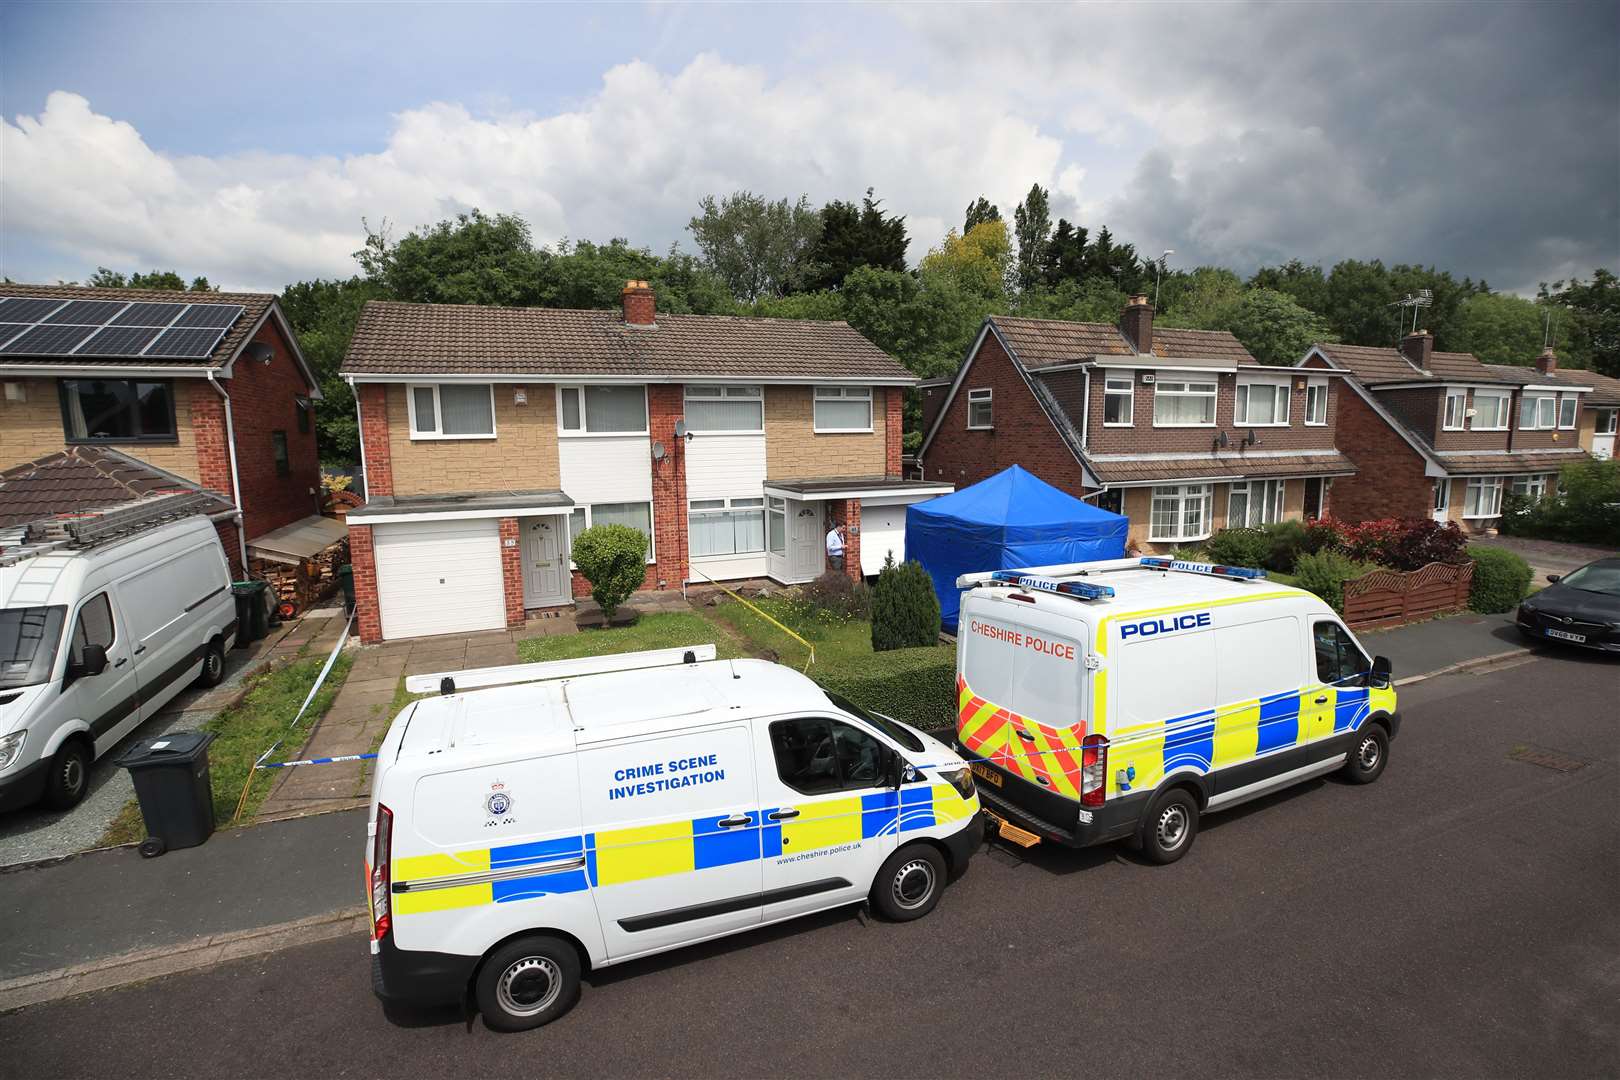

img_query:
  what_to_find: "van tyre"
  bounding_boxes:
[1140,788,1198,865]
[43,739,90,811]
[1342,724,1389,785]
[475,935,580,1032]
[196,639,226,689]
[872,844,947,922]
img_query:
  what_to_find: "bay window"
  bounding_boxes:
[684,385,762,432]
[558,385,648,435]
[1462,476,1504,519]
[1509,473,1552,502]
[1228,479,1287,528]
[813,386,873,432]
[408,383,495,439]
[1103,377,1134,425]
[689,497,766,557]
[1235,380,1290,425]
[1305,380,1328,425]
[59,379,176,443]
[1149,484,1213,542]
[1472,391,1510,430]
[967,388,993,429]
[1443,389,1467,431]
[1153,380,1217,426]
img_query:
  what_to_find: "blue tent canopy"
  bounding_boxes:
[906,465,1129,632]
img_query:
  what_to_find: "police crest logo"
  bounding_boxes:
[485,791,512,816]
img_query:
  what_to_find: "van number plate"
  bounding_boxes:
[1546,628,1586,642]
[970,762,1003,788]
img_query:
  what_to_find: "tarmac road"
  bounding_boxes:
[3,650,1616,1079]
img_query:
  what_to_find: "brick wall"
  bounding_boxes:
[384,383,560,496]
[214,518,243,578]
[1121,478,1306,553]
[648,385,688,591]
[884,388,903,477]
[222,318,321,540]
[1325,386,1432,522]
[358,384,393,497]
[349,523,382,644]
[498,517,525,627]
[764,386,885,477]
[1082,370,1340,455]
[828,498,861,580]
[0,375,202,480]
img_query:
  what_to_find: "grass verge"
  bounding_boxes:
[708,597,873,670]
[516,610,744,663]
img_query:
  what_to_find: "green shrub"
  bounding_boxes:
[812,646,956,733]
[870,557,941,652]
[1206,528,1273,569]
[1501,460,1620,545]
[1292,549,1381,614]
[798,571,870,621]
[570,524,648,621]
[1468,546,1532,613]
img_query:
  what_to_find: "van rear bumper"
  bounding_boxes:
[372,933,478,1008]
[0,757,49,813]
[975,775,1147,849]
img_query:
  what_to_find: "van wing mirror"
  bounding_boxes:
[74,644,109,679]
[1369,655,1392,689]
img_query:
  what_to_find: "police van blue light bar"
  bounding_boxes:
[1138,557,1267,580]
[989,570,1116,600]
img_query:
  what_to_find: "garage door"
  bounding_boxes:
[374,520,506,639]
[860,502,909,577]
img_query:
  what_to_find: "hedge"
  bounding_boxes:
[811,645,957,734]
[1468,546,1532,613]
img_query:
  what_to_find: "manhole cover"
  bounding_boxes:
[1509,745,1588,773]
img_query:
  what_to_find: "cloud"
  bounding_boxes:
[2,56,1064,291]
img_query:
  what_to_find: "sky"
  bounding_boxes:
[2,1,1616,297]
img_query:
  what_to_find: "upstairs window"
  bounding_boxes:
[1103,377,1134,425]
[409,383,495,439]
[967,388,993,429]
[559,385,648,435]
[60,379,176,443]
[684,385,762,433]
[1558,394,1578,429]
[295,396,312,434]
[1472,391,1510,430]
[1443,389,1468,431]
[272,431,290,477]
[1235,380,1290,426]
[1305,380,1328,425]
[1519,392,1556,430]
[1153,380,1217,426]
[813,386,873,432]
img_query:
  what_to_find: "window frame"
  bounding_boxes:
[1433,478,1450,515]
[1313,619,1370,687]
[1148,483,1214,543]
[1227,479,1287,529]
[1519,391,1559,431]
[1462,476,1504,519]
[767,715,893,796]
[57,378,179,445]
[1305,379,1329,426]
[1234,379,1291,427]
[1471,390,1511,431]
[1103,376,1134,427]
[566,501,657,565]
[1509,473,1552,502]
[688,496,768,559]
[1558,394,1578,430]
[766,496,787,556]
[271,430,290,477]
[966,388,994,430]
[406,383,497,441]
[1151,379,1218,428]
[682,384,763,434]
[812,386,874,434]
[556,384,650,437]
[1442,389,1468,431]
[1598,409,1619,436]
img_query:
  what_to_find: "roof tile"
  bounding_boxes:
[0,446,232,529]
[989,315,1256,369]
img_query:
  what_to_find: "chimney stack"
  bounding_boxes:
[1534,347,1558,375]
[1399,329,1433,370]
[1121,294,1154,355]
[621,280,656,327]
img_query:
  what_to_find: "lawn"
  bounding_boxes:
[515,610,745,664]
[707,596,873,671]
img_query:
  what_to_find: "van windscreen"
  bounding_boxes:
[825,690,924,751]
[0,606,67,689]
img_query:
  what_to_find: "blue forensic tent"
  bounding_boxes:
[906,465,1128,632]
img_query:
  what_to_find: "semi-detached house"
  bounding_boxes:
[340,281,949,643]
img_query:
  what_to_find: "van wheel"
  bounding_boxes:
[43,740,91,810]
[871,844,947,922]
[195,639,226,689]
[475,935,580,1033]
[1341,724,1389,785]
[1140,788,1199,865]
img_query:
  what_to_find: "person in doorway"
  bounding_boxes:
[826,521,846,571]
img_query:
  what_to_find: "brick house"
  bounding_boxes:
[339,282,949,643]
[917,296,1356,552]
[0,285,324,572]
[1298,334,1592,531]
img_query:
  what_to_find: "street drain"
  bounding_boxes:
[1509,745,1589,773]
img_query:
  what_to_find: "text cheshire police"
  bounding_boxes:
[967,620,1076,660]
[1120,611,1212,639]
[609,754,726,801]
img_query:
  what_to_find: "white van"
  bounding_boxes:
[0,515,237,812]
[955,557,1398,863]
[365,646,981,1032]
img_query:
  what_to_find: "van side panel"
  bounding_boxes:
[116,539,231,719]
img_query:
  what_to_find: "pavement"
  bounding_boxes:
[1358,609,1527,681]
[2,650,1615,1077]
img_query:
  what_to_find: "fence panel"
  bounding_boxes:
[1344,561,1474,629]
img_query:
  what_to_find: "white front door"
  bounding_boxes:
[521,517,569,608]
[1431,479,1450,523]
[786,500,825,583]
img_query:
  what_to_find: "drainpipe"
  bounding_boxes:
[205,371,251,574]
[348,376,369,499]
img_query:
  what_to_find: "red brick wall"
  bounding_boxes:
[884,388,903,477]
[214,519,243,578]
[349,523,382,644]
[648,385,687,591]
[498,517,525,628]
[1325,387,1433,522]
[358,383,393,498]
[190,384,232,497]
[220,318,321,540]
[1077,369,1340,455]
[829,499,861,580]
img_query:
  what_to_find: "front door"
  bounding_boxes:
[786,500,824,582]
[1303,477,1325,520]
[1431,479,1450,523]
[521,517,568,608]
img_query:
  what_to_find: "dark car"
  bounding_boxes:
[1516,557,1620,653]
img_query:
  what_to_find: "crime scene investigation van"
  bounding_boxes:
[954,557,1397,862]
[365,646,982,1031]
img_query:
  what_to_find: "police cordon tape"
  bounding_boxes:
[257,752,379,769]
[686,567,816,670]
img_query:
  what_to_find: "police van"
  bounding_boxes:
[365,646,981,1031]
[954,557,1397,863]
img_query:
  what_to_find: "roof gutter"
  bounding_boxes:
[341,373,916,387]
[205,371,251,573]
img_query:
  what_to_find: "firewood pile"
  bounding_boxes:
[251,536,349,617]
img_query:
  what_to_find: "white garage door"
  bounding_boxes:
[861,502,910,576]
[374,520,506,640]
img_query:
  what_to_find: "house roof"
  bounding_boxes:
[1312,341,1523,386]
[1081,451,1358,487]
[0,446,232,529]
[986,315,1255,370]
[1478,363,1601,391]
[1434,448,1590,476]
[0,283,276,370]
[341,301,915,382]
[1566,369,1620,406]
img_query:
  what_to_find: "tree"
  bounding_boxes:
[1081,226,1143,294]
[356,210,548,307]
[1449,292,1568,367]
[541,238,735,314]
[802,188,908,292]
[963,196,1001,233]
[86,268,213,291]
[1017,277,1130,325]
[1155,267,1244,329]
[1221,288,1337,365]
[1248,259,1330,318]
[1037,218,1089,288]
[279,276,386,463]
[1012,183,1052,294]
[686,191,821,301]
[918,219,1012,301]
[570,524,649,622]
[1540,269,1620,376]
[870,556,941,651]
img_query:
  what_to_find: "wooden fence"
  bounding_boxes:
[1343,561,1474,629]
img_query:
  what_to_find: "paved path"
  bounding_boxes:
[5,652,1614,1077]
[1470,534,1615,585]
[1358,609,1525,679]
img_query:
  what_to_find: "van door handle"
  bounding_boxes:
[1015,730,1035,742]
[768,809,799,821]
[1314,695,1329,704]
[716,815,752,828]
[113,658,127,668]
[133,646,147,656]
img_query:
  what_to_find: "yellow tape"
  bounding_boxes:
[687,567,817,670]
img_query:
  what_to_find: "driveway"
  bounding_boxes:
[1470,534,1615,585]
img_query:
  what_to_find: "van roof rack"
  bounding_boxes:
[0,492,222,567]
[407,644,719,696]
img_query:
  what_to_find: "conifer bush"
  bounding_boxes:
[870,556,941,652]
[570,524,648,622]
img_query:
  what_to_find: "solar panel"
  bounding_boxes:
[0,324,100,355]
[75,325,164,356]
[0,297,70,322]
[173,304,244,330]
[0,324,29,347]
[42,299,129,326]
[110,302,188,328]
[145,325,228,358]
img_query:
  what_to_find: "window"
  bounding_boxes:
[1509,473,1551,501]
[1313,621,1369,686]
[1235,380,1290,426]
[689,497,766,557]
[59,379,176,443]
[1472,390,1510,430]
[271,431,290,476]
[0,606,66,690]
[967,388,993,429]
[813,386,873,432]
[1463,476,1504,519]
[1432,479,1450,515]
[70,593,115,669]
[1558,394,1578,429]
[295,397,311,434]
[766,496,786,555]
[1305,380,1328,425]
[408,383,495,438]
[1103,377,1134,425]
[1228,479,1287,528]
[1443,389,1468,431]
[683,385,762,432]
[568,502,655,562]
[1598,409,1619,436]
[1153,380,1217,426]
[558,385,648,435]
[1519,392,1557,430]
[1149,484,1213,542]
[768,716,889,795]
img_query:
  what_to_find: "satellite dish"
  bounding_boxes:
[651,440,666,461]
[674,419,688,439]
